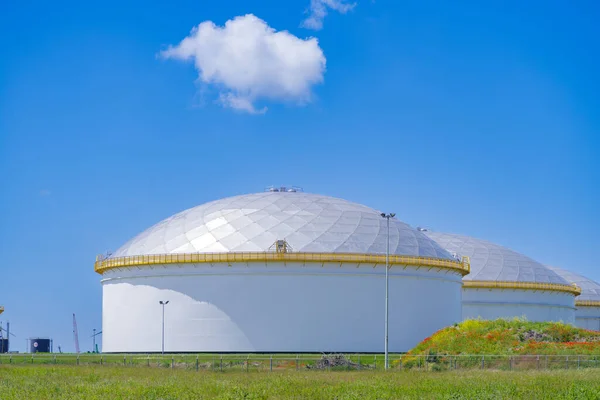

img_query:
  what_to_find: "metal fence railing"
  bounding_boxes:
[1,354,600,371]
[94,252,471,276]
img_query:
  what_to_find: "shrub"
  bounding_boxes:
[408,318,600,356]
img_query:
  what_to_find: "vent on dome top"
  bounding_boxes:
[416,227,428,232]
[265,186,303,193]
[269,239,294,253]
[96,251,113,261]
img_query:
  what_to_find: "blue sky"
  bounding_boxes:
[1,0,598,352]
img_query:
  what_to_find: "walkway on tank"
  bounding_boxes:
[94,252,471,275]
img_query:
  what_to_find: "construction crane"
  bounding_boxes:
[72,313,80,354]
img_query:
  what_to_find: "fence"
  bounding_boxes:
[1,354,600,372]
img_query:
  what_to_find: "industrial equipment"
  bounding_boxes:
[28,338,52,353]
[96,190,469,353]
[72,313,80,354]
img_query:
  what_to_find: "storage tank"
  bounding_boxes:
[0,339,7,353]
[29,338,52,353]
[96,190,470,353]
[422,231,579,323]
[547,266,600,331]
[0,320,8,353]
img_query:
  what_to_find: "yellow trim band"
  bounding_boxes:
[94,252,471,276]
[576,300,600,307]
[463,280,581,296]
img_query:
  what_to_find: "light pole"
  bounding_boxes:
[91,329,102,353]
[380,212,395,370]
[159,300,169,354]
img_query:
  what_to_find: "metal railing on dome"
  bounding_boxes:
[94,252,471,276]
[463,280,581,296]
[576,300,600,307]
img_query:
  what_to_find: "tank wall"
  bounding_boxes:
[575,306,600,331]
[462,288,575,323]
[101,262,463,353]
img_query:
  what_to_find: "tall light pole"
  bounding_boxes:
[381,212,395,370]
[159,300,169,354]
[91,329,102,353]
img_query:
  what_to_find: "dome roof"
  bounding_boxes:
[422,231,569,284]
[114,192,453,259]
[546,266,600,302]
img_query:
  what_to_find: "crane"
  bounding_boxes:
[72,313,80,354]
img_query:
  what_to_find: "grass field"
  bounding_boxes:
[0,353,393,370]
[1,365,600,399]
[2,352,599,371]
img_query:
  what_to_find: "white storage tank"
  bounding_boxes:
[96,190,470,353]
[422,231,579,323]
[547,266,600,331]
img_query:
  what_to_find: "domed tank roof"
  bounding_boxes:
[546,266,600,302]
[422,231,569,284]
[114,192,453,259]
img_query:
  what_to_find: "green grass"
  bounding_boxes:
[0,353,396,370]
[4,351,600,373]
[1,365,600,399]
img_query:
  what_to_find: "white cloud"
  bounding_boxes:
[218,93,267,115]
[302,0,357,30]
[161,14,326,114]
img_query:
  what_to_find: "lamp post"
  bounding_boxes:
[159,300,169,354]
[380,212,395,370]
[91,329,102,353]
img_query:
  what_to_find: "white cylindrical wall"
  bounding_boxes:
[101,262,463,353]
[575,307,600,331]
[462,288,576,323]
